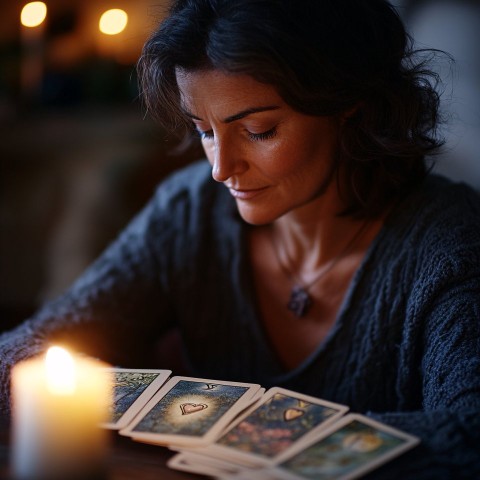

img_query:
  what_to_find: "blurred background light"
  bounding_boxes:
[20,2,47,28]
[99,9,128,35]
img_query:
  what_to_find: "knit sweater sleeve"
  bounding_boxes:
[368,218,480,479]
[0,179,179,417]
[369,324,480,477]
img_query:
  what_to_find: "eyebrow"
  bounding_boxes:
[184,105,280,123]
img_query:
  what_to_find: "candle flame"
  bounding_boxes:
[20,2,47,28]
[45,346,76,395]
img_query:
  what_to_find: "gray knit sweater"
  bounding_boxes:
[1,160,479,478]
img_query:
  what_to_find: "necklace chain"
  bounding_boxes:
[270,220,369,318]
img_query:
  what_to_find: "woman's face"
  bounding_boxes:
[176,69,342,225]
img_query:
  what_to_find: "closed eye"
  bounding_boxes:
[248,127,277,141]
[196,129,214,140]
[195,127,277,142]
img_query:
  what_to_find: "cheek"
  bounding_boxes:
[253,140,299,178]
[261,137,332,180]
[293,127,339,175]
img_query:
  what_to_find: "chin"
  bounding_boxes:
[236,203,284,226]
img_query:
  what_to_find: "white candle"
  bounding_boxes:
[11,346,111,480]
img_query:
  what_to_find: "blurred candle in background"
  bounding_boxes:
[19,2,47,105]
[99,9,128,36]
[20,1,47,28]
[11,346,111,480]
[96,8,129,61]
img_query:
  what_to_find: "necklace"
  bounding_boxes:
[270,220,369,318]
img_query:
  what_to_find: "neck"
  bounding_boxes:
[275,216,367,273]
[269,210,373,318]
[272,184,358,269]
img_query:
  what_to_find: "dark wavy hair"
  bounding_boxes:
[138,0,446,217]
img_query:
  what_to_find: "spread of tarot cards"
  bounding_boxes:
[103,368,420,479]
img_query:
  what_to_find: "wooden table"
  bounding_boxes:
[0,417,206,479]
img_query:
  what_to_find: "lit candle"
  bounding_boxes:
[11,346,111,480]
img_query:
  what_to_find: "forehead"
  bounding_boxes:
[175,68,284,115]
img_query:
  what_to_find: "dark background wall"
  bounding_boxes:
[0,0,202,330]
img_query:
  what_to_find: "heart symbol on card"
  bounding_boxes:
[180,403,208,415]
[284,408,305,421]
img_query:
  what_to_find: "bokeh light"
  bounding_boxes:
[99,9,128,35]
[20,2,47,28]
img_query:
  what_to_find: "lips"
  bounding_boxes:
[227,186,269,200]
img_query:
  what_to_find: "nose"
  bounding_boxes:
[210,134,247,183]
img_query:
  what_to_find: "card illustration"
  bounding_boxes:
[277,414,419,480]
[214,390,347,459]
[110,372,161,422]
[131,379,250,437]
[103,368,172,429]
[180,402,208,415]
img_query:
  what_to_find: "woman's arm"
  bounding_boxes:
[0,190,175,416]
[368,273,480,479]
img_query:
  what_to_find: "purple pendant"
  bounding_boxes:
[287,285,312,317]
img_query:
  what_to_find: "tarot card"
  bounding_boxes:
[120,376,261,447]
[199,387,267,443]
[168,453,226,477]
[163,387,266,453]
[164,387,267,453]
[218,470,275,480]
[168,451,241,477]
[199,387,348,467]
[102,368,172,430]
[267,413,420,480]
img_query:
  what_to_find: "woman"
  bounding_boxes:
[1,0,479,477]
